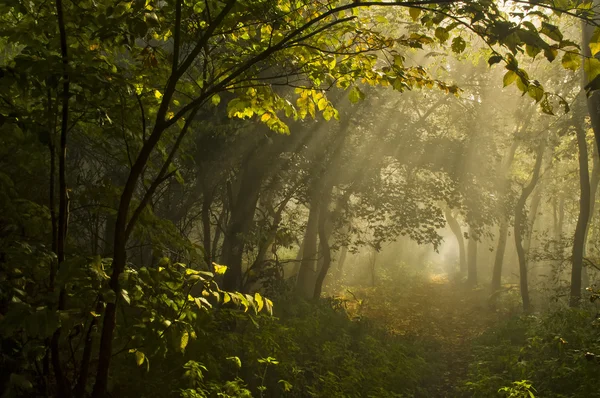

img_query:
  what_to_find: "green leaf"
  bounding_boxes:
[227,356,242,369]
[211,93,220,106]
[435,27,449,43]
[487,55,503,66]
[516,75,528,93]
[135,351,145,366]
[409,7,421,22]
[584,57,600,81]
[527,84,544,103]
[451,37,466,54]
[543,47,558,62]
[503,71,517,87]
[278,380,293,392]
[121,289,130,305]
[212,263,227,274]
[348,86,364,104]
[540,22,563,42]
[590,27,600,56]
[525,44,541,58]
[561,52,580,71]
[254,292,264,312]
[180,330,189,352]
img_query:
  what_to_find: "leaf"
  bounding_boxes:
[503,71,517,87]
[180,330,189,352]
[154,90,162,99]
[590,27,600,56]
[227,356,242,369]
[317,97,327,111]
[487,55,503,66]
[278,380,293,392]
[527,84,544,103]
[348,86,364,104]
[451,37,466,54]
[211,93,220,106]
[409,7,421,22]
[584,57,600,82]
[543,47,558,62]
[434,27,449,43]
[561,52,580,71]
[135,351,145,366]
[212,263,227,275]
[121,289,130,305]
[540,22,563,42]
[254,292,264,312]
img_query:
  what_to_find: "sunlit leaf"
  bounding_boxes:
[135,351,145,366]
[212,263,227,274]
[561,52,580,71]
[180,330,189,352]
[503,71,517,87]
[590,27,600,56]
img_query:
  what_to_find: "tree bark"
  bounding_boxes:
[313,185,333,299]
[466,227,478,286]
[221,153,267,291]
[570,116,591,307]
[335,245,348,279]
[444,208,466,274]
[514,144,544,313]
[297,195,320,298]
[491,220,508,294]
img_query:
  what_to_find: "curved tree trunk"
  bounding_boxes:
[491,139,520,296]
[514,144,545,313]
[444,208,466,274]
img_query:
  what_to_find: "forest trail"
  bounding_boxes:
[341,274,508,397]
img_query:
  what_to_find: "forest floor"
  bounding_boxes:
[339,273,512,397]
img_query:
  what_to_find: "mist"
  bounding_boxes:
[2,1,600,397]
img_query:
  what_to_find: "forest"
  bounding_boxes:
[3,0,600,397]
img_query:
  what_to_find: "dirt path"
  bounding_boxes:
[341,274,504,397]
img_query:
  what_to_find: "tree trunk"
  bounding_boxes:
[201,186,213,266]
[444,208,466,274]
[514,144,545,313]
[467,227,478,286]
[297,196,320,298]
[491,220,509,294]
[335,245,348,279]
[221,166,265,290]
[313,185,333,299]
[491,139,520,296]
[570,116,591,307]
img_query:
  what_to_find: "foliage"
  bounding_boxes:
[462,307,600,398]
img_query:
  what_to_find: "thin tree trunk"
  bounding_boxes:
[514,144,545,313]
[335,246,348,279]
[313,185,333,299]
[570,117,591,307]
[444,209,466,274]
[467,227,478,286]
[51,0,71,393]
[491,220,508,294]
[201,186,213,266]
[491,139,520,295]
[297,196,319,298]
